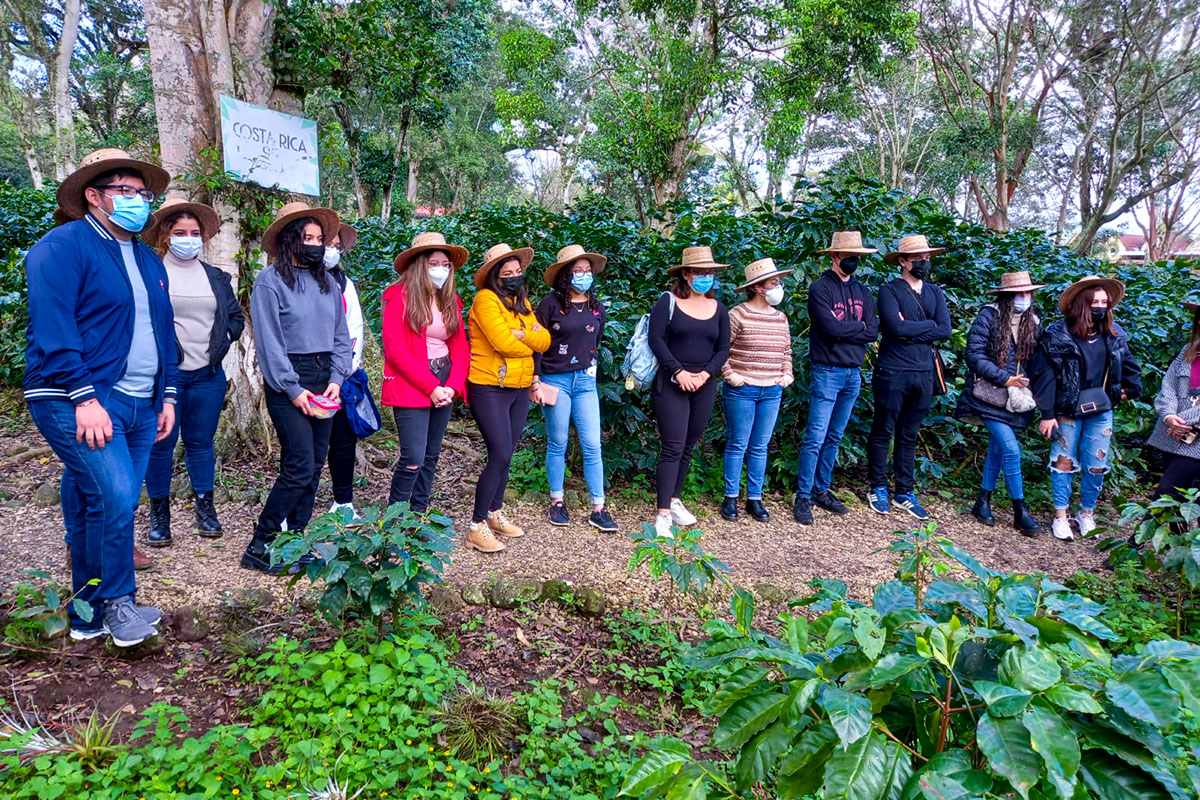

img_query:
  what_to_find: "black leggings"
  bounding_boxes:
[1155,453,1200,502]
[468,382,530,523]
[327,408,358,504]
[652,374,719,509]
[388,404,453,512]
[867,368,934,496]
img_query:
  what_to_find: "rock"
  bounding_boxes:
[427,585,466,616]
[488,577,543,609]
[0,484,14,501]
[220,587,276,611]
[571,586,606,618]
[33,482,59,507]
[5,443,29,457]
[541,579,572,604]
[233,489,258,503]
[753,582,786,604]
[503,487,520,505]
[105,633,166,658]
[257,489,271,505]
[298,589,324,612]
[172,606,211,642]
[213,487,231,504]
[460,584,486,605]
[170,477,195,501]
[522,489,542,504]
[564,490,586,508]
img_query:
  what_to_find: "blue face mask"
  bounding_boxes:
[690,274,715,294]
[106,194,151,233]
[571,273,594,293]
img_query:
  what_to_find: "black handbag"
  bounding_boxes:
[1076,366,1111,417]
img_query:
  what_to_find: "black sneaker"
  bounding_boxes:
[588,507,619,532]
[241,531,314,575]
[793,496,814,525]
[812,489,848,516]
[548,501,569,527]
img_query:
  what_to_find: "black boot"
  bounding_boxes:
[194,492,223,538]
[1013,500,1040,537]
[241,528,313,575]
[971,490,996,526]
[146,497,172,547]
[720,496,739,521]
[745,499,770,522]
[793,496,814,525]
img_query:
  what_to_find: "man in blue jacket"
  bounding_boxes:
[24,148,178,647]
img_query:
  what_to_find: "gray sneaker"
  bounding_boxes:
[70,604,161,641]
[102,596,157,647]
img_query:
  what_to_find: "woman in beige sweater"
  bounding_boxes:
[720,258,794,522]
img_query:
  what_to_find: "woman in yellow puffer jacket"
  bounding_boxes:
[465,243,550,552]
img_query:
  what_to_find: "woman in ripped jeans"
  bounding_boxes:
[1030,275,1142,541]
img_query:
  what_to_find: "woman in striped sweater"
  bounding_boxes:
[720,258,795,522]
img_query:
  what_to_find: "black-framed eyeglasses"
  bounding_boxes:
[94,184,156,202]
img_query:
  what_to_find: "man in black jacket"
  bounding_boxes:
[868,234,951,520]
[794,231,879,524]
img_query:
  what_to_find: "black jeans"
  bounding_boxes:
[867,368,935,496]
[652,373,720,509]
[468,382,529,523]
[389,404,453,512]
[1155,453,1200,502]
[327,407,358,504]
[258,354,334,537]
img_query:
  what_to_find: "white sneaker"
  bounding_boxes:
[669,498,697,526]
[1077,513,1097,537]
[1052,517,1075,541]
[329,502,366,527]
[654,513,674,539]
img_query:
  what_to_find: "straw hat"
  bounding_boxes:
[474,242,534,289]
[335,222,358,252]
[667,246,729,275]
[143,197,221,244]
[986,270,1046,295]
[1058,275,1126,313]
[884,234,946,266]
[260,202,340,259]
[57,148,171,221]
[393,231,469,275]
[735,257,793,291]
[543,244,607,287]
[819,231,878,254]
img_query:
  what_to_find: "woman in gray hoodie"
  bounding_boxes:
[1147,299,1200,504]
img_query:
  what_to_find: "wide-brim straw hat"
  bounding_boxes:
[735,257,794,291]
[819,231,877,254]
[336,222,358,252]
[474,242,534,289]
[261,202,340,259]
[884,234,946,266]
[544,244,607,287]
[1183,300,1200,313]
[144,197,221,244]
[667,245,729,275]
[393,231,469,275]
[57,148,171,221]
[986,270,1046,295]
[1059,274,1126,313]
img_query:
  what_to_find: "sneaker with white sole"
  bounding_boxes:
[71,604,161,641]
[868,487,891,515]
[1052,517,1075,541]
[329,502,366,527]
[102,596,157,648]
[1077,513,1098,537]
[894,493,930,521]
[669,498,697,526]
[654,513,674,539]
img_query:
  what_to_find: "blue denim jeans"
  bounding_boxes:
[145,365,226,498]
[541,370,605,505]
[796,364,862,498]
[1049,411,1113,511]
[981,419,1024,500]
[722,383,783,500]
[29,390,158,625]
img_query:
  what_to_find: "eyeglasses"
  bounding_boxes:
[94,184,156,202]
[428,261,453,269]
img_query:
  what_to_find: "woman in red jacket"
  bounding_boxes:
[382,232,470,512]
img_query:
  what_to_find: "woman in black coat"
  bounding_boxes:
[955,271,1044,534]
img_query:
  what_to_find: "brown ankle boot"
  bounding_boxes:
[467,521,506,553]
[486,510,524,538]
[133,545,153,571]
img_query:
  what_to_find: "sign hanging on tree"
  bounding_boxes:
[220,96,320,196]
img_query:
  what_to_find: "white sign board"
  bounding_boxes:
[220,96,320,196]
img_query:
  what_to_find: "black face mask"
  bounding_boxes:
[1091,307,1108,325]
[907,259,931,279]
[838,256,860,275]
[296,244,325,268]
[500,274,525,294]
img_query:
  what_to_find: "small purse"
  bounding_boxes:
[1076,367,1111,417]
[972,374,1008,408]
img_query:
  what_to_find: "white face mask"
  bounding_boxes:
[168,236,203,260]
[323,247,342,269]
[428,266,451,289]
[764,286,785,306]
[1012,296,1032,313]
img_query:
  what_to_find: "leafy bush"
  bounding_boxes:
[1,569,97,650]
[620,525,1200,800]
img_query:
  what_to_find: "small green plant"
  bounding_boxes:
[0,703,124,771]
[627,523,732,624]
[431,684,525,761]
[272,503,454,635]
[1,570,98,649]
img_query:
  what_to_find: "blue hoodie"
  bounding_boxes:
[23,214,179,410]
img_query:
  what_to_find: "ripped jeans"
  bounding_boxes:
[1048,410,1113,512]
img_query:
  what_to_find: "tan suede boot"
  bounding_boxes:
[466,521,506,553]
[487,510,525,538]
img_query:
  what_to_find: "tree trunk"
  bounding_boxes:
[22,144,44,189]
[406,157,419,204]
[52,0,82,179]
